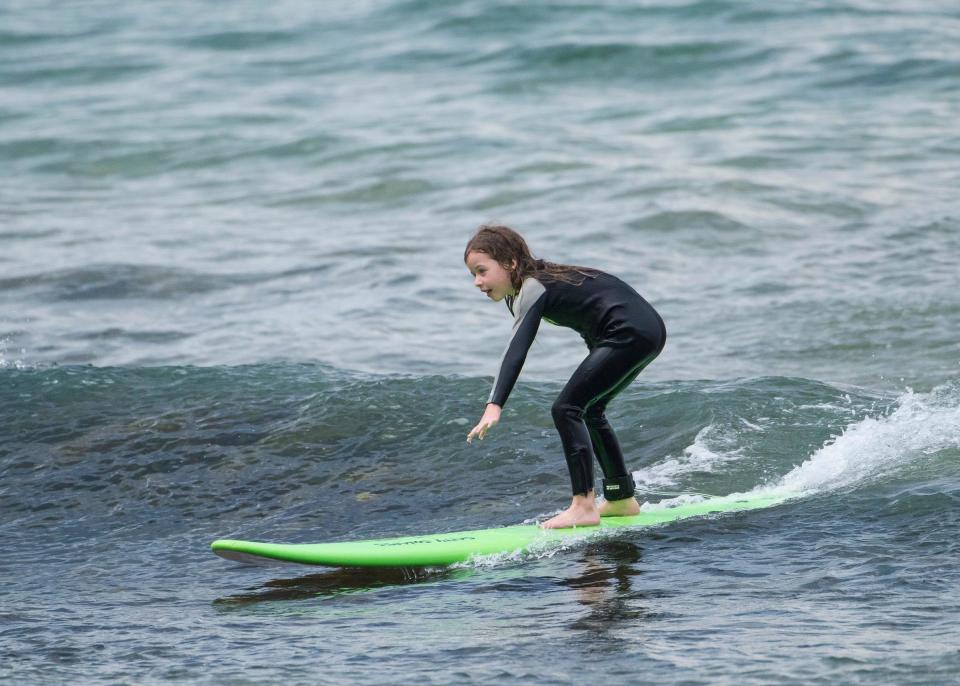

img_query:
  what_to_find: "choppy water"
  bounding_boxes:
[2,1,959,684]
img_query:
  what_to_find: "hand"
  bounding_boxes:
[466,403,502,443]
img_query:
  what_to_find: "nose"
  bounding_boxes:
[474,275,482,287]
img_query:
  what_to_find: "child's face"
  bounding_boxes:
[466,251,516,302]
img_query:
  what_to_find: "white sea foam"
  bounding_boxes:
[765,383,960,497]
[0,338,31,370]
[632,423,742,488]
[640,382,960,511]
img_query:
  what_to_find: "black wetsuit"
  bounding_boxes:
[488,269,666,499]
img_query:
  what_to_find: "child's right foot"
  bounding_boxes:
[599,497,641,517]
[541,506,600,529]
[541,493,601,529]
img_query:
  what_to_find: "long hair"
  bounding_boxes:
[463,224,598,296]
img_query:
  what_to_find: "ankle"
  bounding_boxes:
[570,493,597,510]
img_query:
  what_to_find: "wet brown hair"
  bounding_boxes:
[463,224,597,293]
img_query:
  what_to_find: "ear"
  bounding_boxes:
[510,259,518,271]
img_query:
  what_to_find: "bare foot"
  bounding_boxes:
[599,497,641,517]
[541,495,601,529]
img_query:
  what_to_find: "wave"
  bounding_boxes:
[6,366,955,541]
[0,263,335,302]
[770,383,960,495]
[478,40,782,87]
[641,381,960,515]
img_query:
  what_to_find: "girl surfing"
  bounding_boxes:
[464,225,666,529]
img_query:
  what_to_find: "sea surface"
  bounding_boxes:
[2,1,959,684]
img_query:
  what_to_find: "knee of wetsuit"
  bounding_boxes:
[583,406,607,427]
[551,399,584,423]
[602,475,636,501]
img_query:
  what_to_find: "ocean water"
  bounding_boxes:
[2,0,959,683]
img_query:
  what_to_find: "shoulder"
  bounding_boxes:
[517,276,546,305]
[520,275,546,296]
[508,277,547,317]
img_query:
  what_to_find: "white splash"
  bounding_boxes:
[768,383,960,497]
[0,337,33,370]
[632,423,742,488]
[640,382,960,511]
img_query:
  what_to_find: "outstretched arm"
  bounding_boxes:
[486,281,546,407]
[466,278,546,443]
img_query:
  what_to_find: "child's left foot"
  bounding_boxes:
[599,497,641,517]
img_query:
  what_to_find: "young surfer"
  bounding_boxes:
[465,224,666,529]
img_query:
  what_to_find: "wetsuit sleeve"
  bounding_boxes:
[487,279,547,407]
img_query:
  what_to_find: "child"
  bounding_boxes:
[464,224,666,529]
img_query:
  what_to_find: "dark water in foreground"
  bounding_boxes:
[3,0,960,683]
[3,366,960,684]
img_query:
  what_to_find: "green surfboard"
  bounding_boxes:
[211,492,786,568]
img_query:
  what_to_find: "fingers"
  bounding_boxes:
[466,407,505,443]
[466,421,490,443]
